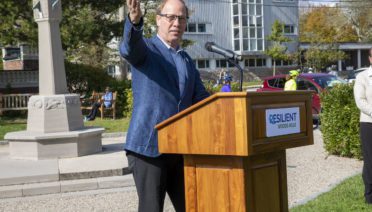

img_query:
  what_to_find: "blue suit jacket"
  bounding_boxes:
[119,18,210,157]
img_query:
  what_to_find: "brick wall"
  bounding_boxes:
[3,60,38,71]
[3,60,23,70]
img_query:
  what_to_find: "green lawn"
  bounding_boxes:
[84,118,130,133]
[0,117,130,140]
[291,174,372,212]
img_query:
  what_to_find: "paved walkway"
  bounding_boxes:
[0,129,363,210]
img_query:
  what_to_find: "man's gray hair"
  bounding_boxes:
[156,0,189,18]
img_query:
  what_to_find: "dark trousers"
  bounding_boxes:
[360,122,372,203]
[87,102,101,120]
[126,151,185,212]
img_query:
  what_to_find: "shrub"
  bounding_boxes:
[203,81,241,94]
[108,80,132,118]
[320,83,361,159]
[122,88,133,118]
[65,61,114,94]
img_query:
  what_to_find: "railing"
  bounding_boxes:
[0,93,35,115]
[0,71,38,88]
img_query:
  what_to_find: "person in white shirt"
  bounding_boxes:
[354,48,372,204]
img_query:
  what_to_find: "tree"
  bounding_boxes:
[0,1,37,46]
[304,44,346,72]
[340,1,372,42]
[0,0,124,68]
[299,6,351,72]
[265,20,292,76]
[300,6,358,43]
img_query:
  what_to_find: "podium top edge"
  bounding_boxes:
[155,91,313,130]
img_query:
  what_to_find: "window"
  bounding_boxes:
[297,78,318,92]
[196,59,210,69]
[198,24,206,33]
[283,25,295,34]
[186,23,208,33]
[232,0,264,51]
[245,58,266,67]
[216,59,229,68]
[257,58,266,66]
[268,78,286,89]
[187,23,196,32]
[3,48,21,60]
[234,28,240,39]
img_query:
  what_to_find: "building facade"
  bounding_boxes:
[183,0,299,72]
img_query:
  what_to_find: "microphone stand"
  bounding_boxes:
[227,58,244,92]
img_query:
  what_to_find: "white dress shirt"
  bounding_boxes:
[354,66,372,123]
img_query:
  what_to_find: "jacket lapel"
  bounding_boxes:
[151,37,180,89]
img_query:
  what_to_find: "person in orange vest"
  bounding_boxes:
[284,70,299,91]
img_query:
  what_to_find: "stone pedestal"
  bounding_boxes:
[5,128,104,160]
[5,94,104,160]
[27,94,83,133]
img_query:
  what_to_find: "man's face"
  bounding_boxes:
[156,0,187,48]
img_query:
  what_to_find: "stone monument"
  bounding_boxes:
[5,0,104,160]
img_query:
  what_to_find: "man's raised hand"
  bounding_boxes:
[127,0,142,24]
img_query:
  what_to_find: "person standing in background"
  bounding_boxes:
[284,70,299,91]
[119,0,210,211]
[354,48,372,204]
[220,75,232,92]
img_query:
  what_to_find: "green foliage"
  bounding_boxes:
[0,0,123,67]
[291,174,372,211]
[0,1,37,46]
[65,61,132,119]
[320,83,361,159]
[203,81,240,94]
[122,88,133,118]
[107,80,132,118]
[267,20,292,43]
[0,57,3,70]
[304,44,347,72]
[265,20,292,76]
[65,61,114,94]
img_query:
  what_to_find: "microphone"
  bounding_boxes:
[205,42,242,61]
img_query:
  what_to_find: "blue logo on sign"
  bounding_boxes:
[269,113,297,124]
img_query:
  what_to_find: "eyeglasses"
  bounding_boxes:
[158,14,188,23]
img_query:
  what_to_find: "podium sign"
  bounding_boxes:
[265,107,300,137]
[156,91,313,212]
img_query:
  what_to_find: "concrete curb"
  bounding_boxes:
[102,132,127,138]
[59,167,132,181]
[0,175,135,199]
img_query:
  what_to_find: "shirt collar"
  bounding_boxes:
[156,34,182,53]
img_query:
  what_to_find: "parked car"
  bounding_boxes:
[346,67,369,83]
[257,73,347,122]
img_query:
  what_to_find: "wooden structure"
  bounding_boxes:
[156,91,314,212]
[80,91,117,119]
[0,93,35,115]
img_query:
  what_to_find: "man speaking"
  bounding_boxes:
[119,0,209,211]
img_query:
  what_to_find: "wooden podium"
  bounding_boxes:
[155,91,314,212]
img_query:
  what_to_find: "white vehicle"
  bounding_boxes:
[347,67,369,83]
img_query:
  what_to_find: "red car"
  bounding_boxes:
[257,73,346,122]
